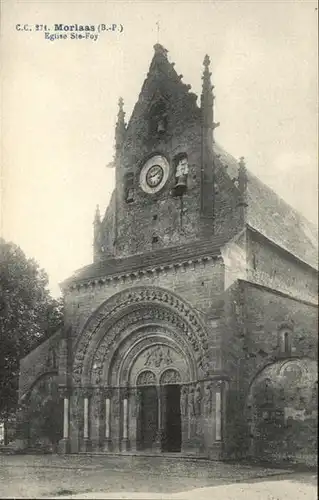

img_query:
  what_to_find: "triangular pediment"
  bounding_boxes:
[124,44,200,137]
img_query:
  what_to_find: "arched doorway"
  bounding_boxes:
[160,369,182,452]
[136,370,158,451]
[71,286,210,455]
[104,325,195,454]
[136,367,182,452]
[25,373,63,451]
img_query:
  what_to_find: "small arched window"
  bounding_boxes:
[279,329,292,354]
[149,99,168,136]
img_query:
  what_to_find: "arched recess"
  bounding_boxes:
[72,286,209,387]
[22,371,63,451]
[136,370,156,386]
[246,357,318,463]
[160,369,181,385]
[106,325,195,387]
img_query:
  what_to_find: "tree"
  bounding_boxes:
[0,238,64,421]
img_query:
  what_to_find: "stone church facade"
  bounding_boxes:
[19,44,318,464]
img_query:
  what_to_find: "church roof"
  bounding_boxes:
[214,143,318,270]
[62,234,229,287]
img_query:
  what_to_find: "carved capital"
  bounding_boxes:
[121,386,129,399]
[82,387,93,399]
[104,387,113,399]
[93,386,104,397]
[58,386,70,398]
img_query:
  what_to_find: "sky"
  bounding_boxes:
[1,0,318,297]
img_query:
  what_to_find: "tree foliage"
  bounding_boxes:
[0,238,63,419]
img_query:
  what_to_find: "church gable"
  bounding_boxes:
[92,45,246,261]
[109,45,207,257]
[124,44,200,150]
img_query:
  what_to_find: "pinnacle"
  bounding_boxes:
[94,204,101,222]
[203,54,210,67]
[153,43,168,57]
[118,97,124,110]
[239,157,246,169]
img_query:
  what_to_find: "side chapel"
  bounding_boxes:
[19,44,318,464]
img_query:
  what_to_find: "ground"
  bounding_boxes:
[0,454,317,499]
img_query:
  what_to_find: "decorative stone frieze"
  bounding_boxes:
[66,255,217,292]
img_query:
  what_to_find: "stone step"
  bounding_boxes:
[0,445,17,454]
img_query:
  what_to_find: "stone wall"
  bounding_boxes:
[222,279,318,463]
[248,358,317,466]
[64,257,225,347]
[247,229,317,304]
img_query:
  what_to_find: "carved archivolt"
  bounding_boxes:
[72,286,209,385]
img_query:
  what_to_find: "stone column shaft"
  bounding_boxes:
[123,398,128,439]
[105,398,111,439]
[63,397,69,439]
[215,390,222,441]
[84,397,89,439]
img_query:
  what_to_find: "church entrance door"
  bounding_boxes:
[161,385,181,452]
[139,386,158,451]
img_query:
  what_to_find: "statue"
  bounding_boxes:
[188,386,195,417]
[180,386,188,416]
[204,382,212,417]
[195,384,202,417]
[176,156,189,178]
[126,187,134,203]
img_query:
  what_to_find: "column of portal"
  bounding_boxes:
[121,387,129,451]
[215,389,222,441]
[82,388,92,452]
[58,387,70,454]
[103,388,112,451]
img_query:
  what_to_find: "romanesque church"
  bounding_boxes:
[19,44,318,465]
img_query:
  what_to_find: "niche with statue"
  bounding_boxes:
[173,153,189,196]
